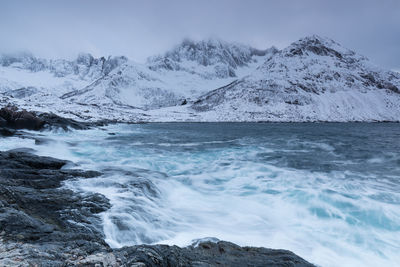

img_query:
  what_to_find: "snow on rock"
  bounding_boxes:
[58,39,274,110]
[0,52,127,99]
[192,35,400,121]
[147,38,277,78]
[0,35,399,122]
[60,62,182,110]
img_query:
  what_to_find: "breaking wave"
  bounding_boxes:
[2,123,400,267]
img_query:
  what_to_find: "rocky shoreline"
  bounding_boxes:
[0,108,315,266]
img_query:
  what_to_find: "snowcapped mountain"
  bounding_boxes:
[192,35,400,121]
[0,35,399,122]
[0,52,137,120]
[147,38,277,79]
[59,62,181,110]
[30,39,274,111]
[0,52,127,97]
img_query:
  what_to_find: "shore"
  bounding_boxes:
[0,107,314,266]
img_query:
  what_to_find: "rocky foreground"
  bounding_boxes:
[0,108,315,266]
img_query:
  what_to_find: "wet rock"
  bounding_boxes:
[38,112,92,131]
[0,150,109,253]
[0,127,15,136]
[0,107,45,130]
[114,241,315,267]
[0,150,67,170]
[0,150,315,267]
[34,137,53,145]
[0,117,6,127]
[0,106,105,132]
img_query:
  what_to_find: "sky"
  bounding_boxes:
[0,0,399,70]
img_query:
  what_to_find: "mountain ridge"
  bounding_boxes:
[0,35,399,122]
[192,35,400,122]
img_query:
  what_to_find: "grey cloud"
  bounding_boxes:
[0,0,399,69]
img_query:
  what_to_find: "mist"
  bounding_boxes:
[0,0,399,69]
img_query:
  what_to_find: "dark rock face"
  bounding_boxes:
[0,116,6,127]
[0,106,100,132]
[0,107,45,130]
[0,149,314,266]
[0,127,15,137]
[38,112,92,131]
[115,241,314,267]
[0,150,111,266]
[0,150,108,244]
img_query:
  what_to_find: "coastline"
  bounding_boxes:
[0,149,314,267]
[0,108,315,266]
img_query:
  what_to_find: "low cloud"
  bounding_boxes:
[0,0,399,69]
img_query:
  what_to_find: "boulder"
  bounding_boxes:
[0,150,315,267]
[0,107,45,130]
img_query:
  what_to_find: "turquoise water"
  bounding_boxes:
[2,123,400,267]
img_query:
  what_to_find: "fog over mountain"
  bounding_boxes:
[1,1,399,122]
[1,35,399,122]
[2,2,400,267]
[0,0,399,70]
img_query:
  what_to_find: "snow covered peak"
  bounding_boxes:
[1,35,399,122]
[0,51,127,79]
[74,53,128,75]
[294,34,336,45]
[148,38,277,78]
[192,35,400,122]
[0,52,47,72]
[255,35,373,77]
[76,53,95,66]
[159,38,269,67]
[281,35,365,63]
[149,38,271,66]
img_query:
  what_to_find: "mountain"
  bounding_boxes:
[0,35,399,122]
[147,38,277,78]
[0,52,127,97]
[0,39,272,115]
[57,39,274,110]
[0,52,127,79]
[0,52,133,120]
[59,62,180,110]
[192,35,400,121]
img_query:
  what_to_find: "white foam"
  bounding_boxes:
[2,125,399,267]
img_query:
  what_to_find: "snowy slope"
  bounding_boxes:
[147,38,277,79]
[0,52,140,121]
[54,39,275,110]
[0,36,399,122]
[192,35,400,121]
[0,52,127,99]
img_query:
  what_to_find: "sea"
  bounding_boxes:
[2,122,400,267]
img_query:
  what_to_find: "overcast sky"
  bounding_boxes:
[0,0,399,70]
